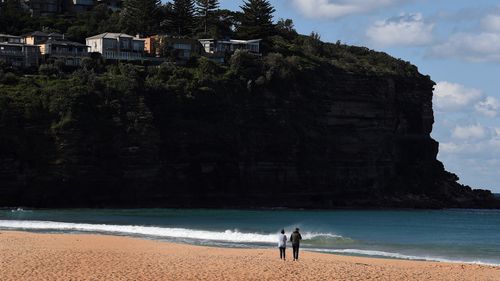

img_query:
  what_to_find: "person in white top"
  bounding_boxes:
[278,229,287,260]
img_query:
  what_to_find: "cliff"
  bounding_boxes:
[0,42,497,209]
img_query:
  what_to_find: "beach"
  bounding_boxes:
[0,231,498,281]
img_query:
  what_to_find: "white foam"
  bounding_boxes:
[306,248,500,267]
[0,220,340,244]
[10,208,29,213]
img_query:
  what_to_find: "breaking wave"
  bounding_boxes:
[0,220,343,244]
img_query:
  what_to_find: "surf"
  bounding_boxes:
[0,220,344,245]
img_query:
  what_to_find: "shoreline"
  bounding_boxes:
[0,231,498,281]
[3,206,500,211]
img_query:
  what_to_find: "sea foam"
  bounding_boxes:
[0,220,341,244]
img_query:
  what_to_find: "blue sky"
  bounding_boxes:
[222,0,500,192]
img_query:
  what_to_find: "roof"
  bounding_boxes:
[0,42,39,48]
[41,38,87,47]
[198,38,262,44]
[0,34,22,39]
[86,32,138,40]
[48,32,64,38]
[222,39,262,44]
[22,31,49,37]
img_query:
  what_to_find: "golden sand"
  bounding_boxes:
[0,231,499,281]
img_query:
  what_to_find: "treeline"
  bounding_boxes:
[0,0,282,42]
[0,0,422,78]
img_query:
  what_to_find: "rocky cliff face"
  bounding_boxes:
[0,61,497,209]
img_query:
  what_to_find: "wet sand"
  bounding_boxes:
[0,231,499,281]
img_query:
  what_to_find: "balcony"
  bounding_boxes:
[0,50,24,56]
[48,51,89,57]
[103,51,144,61]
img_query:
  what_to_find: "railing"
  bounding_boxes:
[103,51,144,60]
[48,51,89,57]
[0,50,24,56]
[0,51,39,59]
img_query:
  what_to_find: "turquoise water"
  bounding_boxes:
[1,208,499,266]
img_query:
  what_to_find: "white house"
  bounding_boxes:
[199,39,261,55]
[86,33,145,61]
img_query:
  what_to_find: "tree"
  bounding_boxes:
[0,0,30,34]
[170,0,196,36]
[159,2,175,34]
[304,31,323,56]
[238,0,275,39]
[195,0,219,35]
[121,0,161,36]
[212,9,242,38]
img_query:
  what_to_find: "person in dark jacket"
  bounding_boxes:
[290,228,302,261]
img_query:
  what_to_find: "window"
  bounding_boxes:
[173,43,191,50]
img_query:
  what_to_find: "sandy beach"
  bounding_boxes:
[0,231,498,281]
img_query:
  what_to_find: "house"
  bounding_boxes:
[23,31,63,45]
[144,35,201,60]
[21,32,86,66]
[0,34,23,44]
[0,42,40,67]
[24,0,61,15]
[198,39,261,55]
[63,0,94,12]
[37,38,89,66]
[86,33,145,61]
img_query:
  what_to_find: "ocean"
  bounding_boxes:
[1,208,499,266]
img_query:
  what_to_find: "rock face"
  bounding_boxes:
[0,65,497,209]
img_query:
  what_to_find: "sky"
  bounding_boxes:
[221,0,500,193]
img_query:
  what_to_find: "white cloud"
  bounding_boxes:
[481,14,500,32]
[440,132,500,155]
[430,32,500,62]
[475,96,500,117]
[366,13,434,47]
[451,124,487,140]
[433,81,482,111]
[291,0,404,19]
[438,123,500,155]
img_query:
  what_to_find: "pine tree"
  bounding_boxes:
[195,0,219,35]
[238,0,275,39]
[121,0,161,36]
[171,0,196,36]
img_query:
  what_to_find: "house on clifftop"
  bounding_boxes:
[199,39,261,54]
[21,31,89,66]
[86,33,145,61]
[198,38,262,63]
[0,42,40,68]
[1,33,40,68]
[144,35,202,61]
[37,38,89,66]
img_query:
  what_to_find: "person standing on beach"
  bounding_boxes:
[278,229,287,260]
[290,228,302,261]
